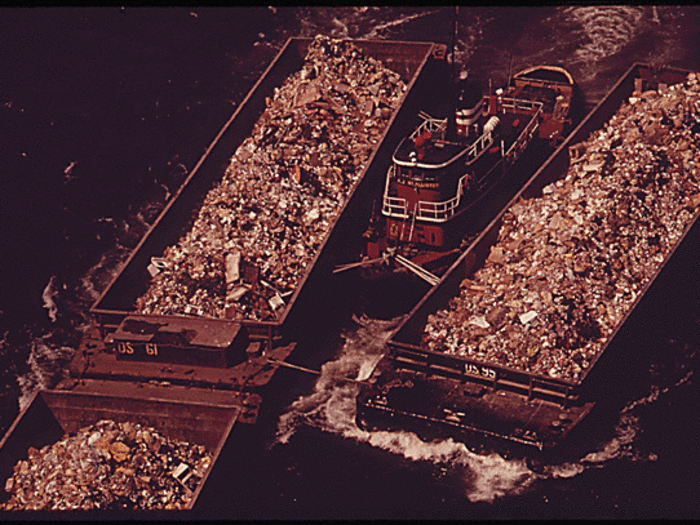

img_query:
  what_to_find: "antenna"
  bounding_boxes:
[507,53,514,88]
[451,6,458,81]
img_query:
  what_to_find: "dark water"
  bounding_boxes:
[1,6,699,519]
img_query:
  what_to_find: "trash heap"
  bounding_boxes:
[1,419,211,511]
[135,35,407,321]
[423,72,700,381]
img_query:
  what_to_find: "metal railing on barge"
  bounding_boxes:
[387,340,578,406]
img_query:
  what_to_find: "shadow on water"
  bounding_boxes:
[0,7,279,326]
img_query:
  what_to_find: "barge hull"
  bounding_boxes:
[1,38,451,512]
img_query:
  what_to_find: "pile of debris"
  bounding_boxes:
[1,419,211,511]
[135,35,407,321]
[423,72,700,380]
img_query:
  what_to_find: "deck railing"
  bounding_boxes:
[413,173,470,221]
[381,166,409,218]
[408,112,447,141]
[382,98,542,224]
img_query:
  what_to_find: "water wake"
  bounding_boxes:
[362,9,443,40]
[17,334,75,411]
[293,7,451,43]
[41,276,60,323]
[275,313,681,503]
[12,236,131,414]
[77,241,130,304]
[563,5,645,66]
[276,314,399,445]
[275,315,543,503]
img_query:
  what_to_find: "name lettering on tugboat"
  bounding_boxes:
[464,362,496,380]
[396,177,439,189]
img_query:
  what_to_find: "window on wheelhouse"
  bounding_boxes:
[396,166,437,182]
[397,166,419,181]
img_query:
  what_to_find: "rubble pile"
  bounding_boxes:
[135,36,407,321]
[423,72,700,381]
[1,419,211,511]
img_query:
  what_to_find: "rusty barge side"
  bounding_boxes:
[357,63,699,455]
[0,390,238,511]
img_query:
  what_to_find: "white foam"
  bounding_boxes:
[17,336,75,411]
[562,6,644,65]
[275,310,687,503]
[363,9,442,40]
[275,316,544,503]
[544,461,586,479]
[77,241,130,303]
[63,160,78,183]
[159,182,171,201]
[360,430,539,503]
[41,276,59,323]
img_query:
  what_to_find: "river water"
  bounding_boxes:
[1,6,699,518]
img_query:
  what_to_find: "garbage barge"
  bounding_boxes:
[356,63,700,457]
[0,36,450,512]
[91,35,451,345]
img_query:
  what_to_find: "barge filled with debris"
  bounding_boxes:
[337,65,580,286]
[356,63,700,457]
[0,36,449,512]
[91,35,449,343]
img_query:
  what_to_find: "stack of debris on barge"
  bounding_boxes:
[1,419,210,511]
[2,37,448,514]
[135,35,407,322]
[422,72,700,381]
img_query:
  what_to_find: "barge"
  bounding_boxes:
[89,36,450,345]
[0,37,450,512]
[356,63,700,458]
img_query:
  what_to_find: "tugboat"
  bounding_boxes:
[339,66,577,285]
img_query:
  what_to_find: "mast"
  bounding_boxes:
[507,53,513,88]
[451,6,458,81]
